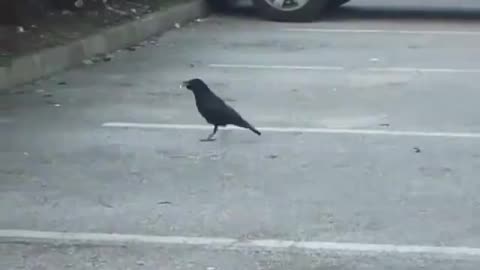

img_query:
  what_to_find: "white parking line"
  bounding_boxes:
[366,67,480,73]
[102,122,480,139]
[208,64,345,71]
[208,64,480,74]
[1,229,480,257]
[284,28,480,36]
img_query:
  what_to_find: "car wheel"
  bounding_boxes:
[253,0,329,22]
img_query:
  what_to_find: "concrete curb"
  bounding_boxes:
[0,0,210,90]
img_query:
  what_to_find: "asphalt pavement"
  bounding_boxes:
[2,1,480,269]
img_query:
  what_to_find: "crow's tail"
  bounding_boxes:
[235,119,261,136]
[249,125,261,136]
[233,117,261,136]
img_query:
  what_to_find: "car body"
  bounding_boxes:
[211,0,351,22]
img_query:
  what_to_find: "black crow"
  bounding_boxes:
[182,78,261,141]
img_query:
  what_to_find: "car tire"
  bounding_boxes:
[207,0,232,12]
[326,0,350,10]
[253,0,329,22]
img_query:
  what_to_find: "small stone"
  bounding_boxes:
[174,23,181,29]
[157,201,172,205]
[103,54,114,62]
[91,56,102,63]
[74,0,84,8]
[136,260,145,266]
[98,197,114,208]
[82,59,94,65]
[16,26,25,33]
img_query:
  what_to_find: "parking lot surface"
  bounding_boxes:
[2,1,480,269]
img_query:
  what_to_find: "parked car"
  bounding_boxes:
[209,0,350,22]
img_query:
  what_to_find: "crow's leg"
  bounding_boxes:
[200,125,218,142]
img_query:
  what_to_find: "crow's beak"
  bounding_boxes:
[180,81,188,89]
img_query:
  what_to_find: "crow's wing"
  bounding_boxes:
[197,95,245,126]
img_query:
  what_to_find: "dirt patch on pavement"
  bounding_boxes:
[0,0,189,66]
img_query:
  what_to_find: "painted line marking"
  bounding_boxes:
[102,122,480,139]
[284,28,480,36]
[209,64,345,71]
[209,64,480,74]
[1,229,480,257]
[366,67,480,73]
